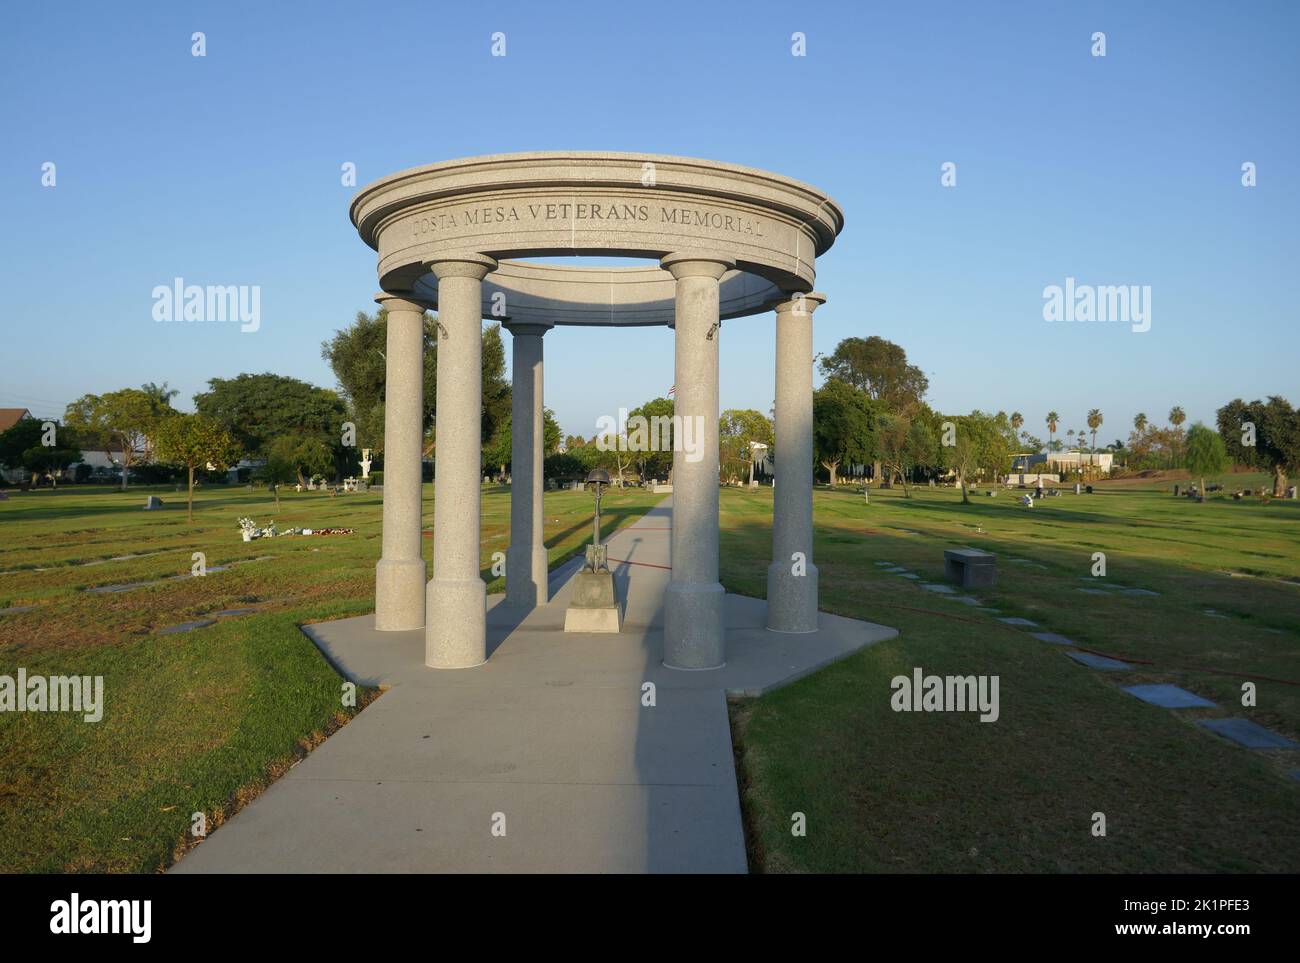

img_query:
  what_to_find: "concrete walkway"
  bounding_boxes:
[173,500,897,873]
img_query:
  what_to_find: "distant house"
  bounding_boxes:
[0,408,33,434]
[1029,450,1114,472]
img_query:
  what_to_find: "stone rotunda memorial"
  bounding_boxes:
[174,152,898,874]
[346,151,878,672]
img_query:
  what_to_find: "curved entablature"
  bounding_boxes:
[409,260,782,327]
[351,152,844,326]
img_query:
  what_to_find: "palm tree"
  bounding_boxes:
[1169,406,1187,468]
[1046,411,1059,466]
[141,381,179,407]
[1086,409,1104,478]
[1134,412,1148,433]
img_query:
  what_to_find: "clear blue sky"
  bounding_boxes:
[2,0,1296,446]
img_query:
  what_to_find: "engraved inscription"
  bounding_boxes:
[409,199,765,241]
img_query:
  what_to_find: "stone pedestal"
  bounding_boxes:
[563,569,622,633]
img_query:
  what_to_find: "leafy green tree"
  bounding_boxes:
[820,336,925,482]
[1216,396,1300,496]
[482,408,562,478]
[64,388,170,490]
[0,417,45,484]
[628,397,675,481]
[878,403,938,497]
[819,336,928,406]
[321,309,394,453]
[7,419,81,487]
[154,414,242,521]
[322,311,511,466]
[813,380,877,486]
[1185,422,1228,501]
[544,451,584,483]
[719,408,774,484]
[943,411,1012,504]
[194,373,346,461]
[261,433,336,492]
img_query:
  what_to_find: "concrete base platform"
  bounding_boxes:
[172,500,897,874]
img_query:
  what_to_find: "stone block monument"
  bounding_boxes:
[564,469,621,633]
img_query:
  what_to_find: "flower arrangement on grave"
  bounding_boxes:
[237,517,278,540]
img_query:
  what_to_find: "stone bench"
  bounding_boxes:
[944,547,996,589]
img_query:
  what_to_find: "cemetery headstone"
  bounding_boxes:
[143,496,163,510]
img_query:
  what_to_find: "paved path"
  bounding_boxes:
[173,500,896,873]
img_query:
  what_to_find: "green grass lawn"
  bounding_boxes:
[721,476,1300,872]
[0,481,662,872]
[4,476,1298,873]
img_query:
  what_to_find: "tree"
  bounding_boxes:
[322,310,511,463]
[256,435,313,509]
[1134,412,1148,433]
[1010,411,1024,441]
[812,380,877,486]
[939,412,1012,504]
[1087,409,1103,452]
[1168,405,1187,468]
[1185,422,1227,501]
[140,382,180,406]
[23,427,81,487]
[0,417,46,485]
[194,373,346,460]
[482,408,562,479]
[1086,408,1104,476]
[719,409,774,484]
[627,397,675,482]
[1045,411,1059,466]
[64,388,169,490]
[878,404,938,497]
[820,336,926,482]
[1217,396,1300,496]
[4,419,81,487]
[154,414,242,521]
[819,336,928,406]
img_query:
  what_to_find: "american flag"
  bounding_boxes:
[668,384,675,397]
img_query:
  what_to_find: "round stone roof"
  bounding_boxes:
[351,152,844,327]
